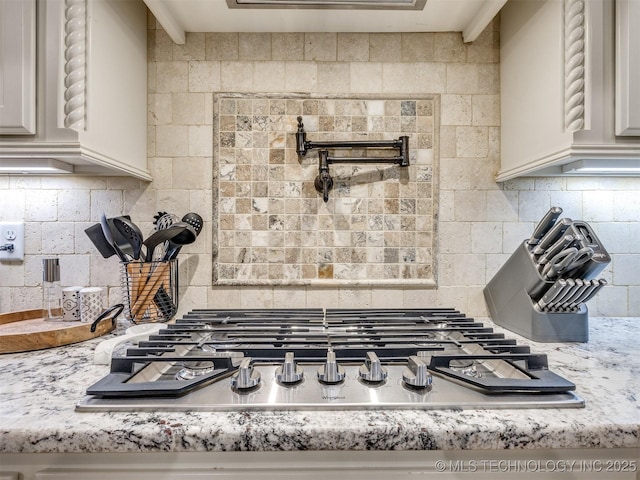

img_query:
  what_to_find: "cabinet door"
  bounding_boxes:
[615,0,640,135]
[0,0,36,134]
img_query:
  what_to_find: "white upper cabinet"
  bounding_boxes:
[615,0,640,135]
[499,0,640,180]
[0,0,150,180]
[0,0,36,134]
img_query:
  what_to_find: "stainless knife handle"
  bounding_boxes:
[532,218,573,255]
[537,234,575,266]
[557,279,585,311]
[567,280,596,311]
[541,281,573,312]
[535,278,567,311]
[548,278,576,311]
[575,279,607,308]
[528,206,563,247]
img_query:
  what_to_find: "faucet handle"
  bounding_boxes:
[314,149,333,202]
[314,173,333,203]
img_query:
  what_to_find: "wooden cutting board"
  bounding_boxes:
[0,309,114,354]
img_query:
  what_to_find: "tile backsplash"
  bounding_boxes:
[2,19,640,318]
[213,94,436,286]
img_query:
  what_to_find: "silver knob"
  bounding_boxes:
[402,355,432,389]
[317,349,345,384]
[358,351,388,383]
[275,352,304,385]
[230,357,261,390]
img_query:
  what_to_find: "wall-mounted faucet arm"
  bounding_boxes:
[296,117,410,167]
[326,151,408,166]
[298,116,410,202]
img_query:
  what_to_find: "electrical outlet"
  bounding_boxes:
[0,221,25,262]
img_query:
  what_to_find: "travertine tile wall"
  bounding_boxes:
[1,19,640,317]
[212,94,437,286]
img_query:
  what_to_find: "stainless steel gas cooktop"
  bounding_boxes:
[76,308,584,411]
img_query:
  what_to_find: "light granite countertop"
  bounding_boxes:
[1,317,638,454]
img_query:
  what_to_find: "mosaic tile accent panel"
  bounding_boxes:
[213,94,438,286]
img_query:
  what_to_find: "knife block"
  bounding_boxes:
[483,241,588,342]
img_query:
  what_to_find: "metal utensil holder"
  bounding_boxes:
[483,241,588,342]
[121,260,179,324]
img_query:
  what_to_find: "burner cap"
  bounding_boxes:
[449,360,479,378]
[176,361,216,380]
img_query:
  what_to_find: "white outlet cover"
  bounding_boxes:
[0,221,25,262]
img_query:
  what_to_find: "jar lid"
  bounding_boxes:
[43,258,60,282]
[80,287,103,294]
[62,286,84,292]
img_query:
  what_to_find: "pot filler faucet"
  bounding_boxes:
[295,116,410,202]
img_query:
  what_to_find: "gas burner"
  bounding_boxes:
[176,361,216,380]
[430,322,450,329]
[450,358,474,369]
[450,361,479,378]
[416,333,436,340]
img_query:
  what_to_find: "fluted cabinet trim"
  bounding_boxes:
[64,0,86,131]
[564,0,586,132]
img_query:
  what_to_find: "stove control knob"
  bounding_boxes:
[275,352,304,385]
[317,349,345,384]
[231,357,261,390]
[402,355,432,389]
[359,351,388,383]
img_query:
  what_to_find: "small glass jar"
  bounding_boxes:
[43,258,61,321]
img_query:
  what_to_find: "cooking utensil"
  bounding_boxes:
[546,278,577,311]
[85,216,132,259]
[528,206,563,248]
[163,213,202,260]
[571,278,607,310]
[532,218,573,255]
[153,283,178,320]
[541,247,578,280]
[155,212,179,231]
[536,234,575,266]
[143,223,190,262]
[534,278,567,311]
[182,212,203,234]
[84,222,117,259]
[560,246,594,278]
[152,212,180,261]
[112,217,144,261]
[99,213,128,262]
[554,279,585,311]
[561,280,592,312]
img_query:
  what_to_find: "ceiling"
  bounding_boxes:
[143,0,507,44]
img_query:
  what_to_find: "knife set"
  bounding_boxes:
[484,207,610,342]
[121,259,179,324]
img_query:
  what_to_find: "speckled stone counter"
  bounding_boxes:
[1,317,639,454]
